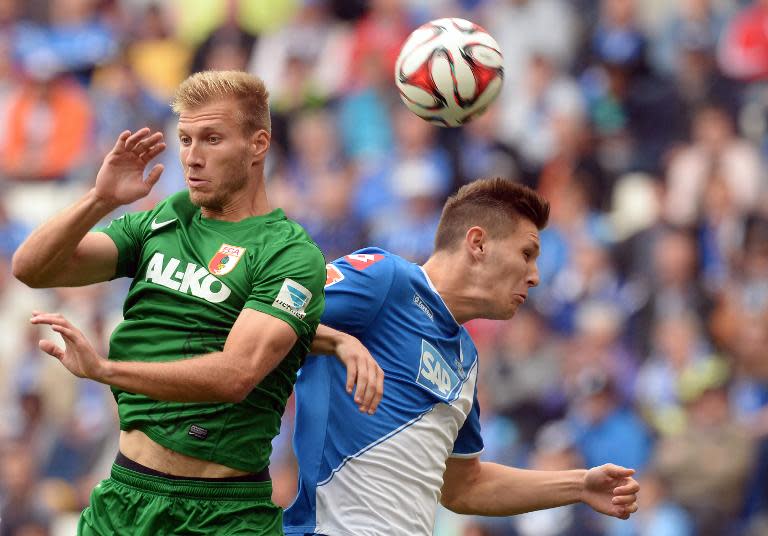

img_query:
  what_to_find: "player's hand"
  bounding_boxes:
[30,311,109,382]
[334,334,384,415]
[581,464,639,520]
[93,128,166,208]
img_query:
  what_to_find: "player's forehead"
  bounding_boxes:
[177,98,241,133]
[498,218,540,248]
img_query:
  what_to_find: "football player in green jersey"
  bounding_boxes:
[13,70,382,535]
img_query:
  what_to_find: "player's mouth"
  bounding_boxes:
[513,294,527,304]
[187,177,208,187]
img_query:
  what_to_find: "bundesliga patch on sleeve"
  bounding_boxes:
[344,253,384,270]
[273,278,312,319]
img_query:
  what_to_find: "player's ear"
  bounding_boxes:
[250,129,271,165]
[465,226,486,261]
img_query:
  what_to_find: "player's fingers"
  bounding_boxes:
[140,141,167,163]
[363,364,379,414]
[30,313,61,326]
[132,132,164,156]
[39,339,65,360]
[613,479,640,496]
[112,130,131,152]
[354,358,369,409]
[611,494,637,506]
[51,324,78,341]
[144,164,165,189]
[604,464,634,479]
[369,365,384,414]
[625,503,639,514]
[124,128,151,151]
[357,361,378,413]
[345,358,357,395]
[30,312,72,329]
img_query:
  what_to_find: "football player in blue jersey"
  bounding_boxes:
[284,178,641,536]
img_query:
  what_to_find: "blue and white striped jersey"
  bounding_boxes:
[284,248,483,536]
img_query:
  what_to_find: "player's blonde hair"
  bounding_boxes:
[434,178,550,251]
[171,70,271,134]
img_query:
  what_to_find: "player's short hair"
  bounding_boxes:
[171,70,271,134]
[434,178,550,251]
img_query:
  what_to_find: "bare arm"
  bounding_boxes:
[440,457,639,519]
[31,308,298,403]
[311,324,384,414]
[12,129,165,288]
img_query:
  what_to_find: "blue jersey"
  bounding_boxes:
[284,248,483,536]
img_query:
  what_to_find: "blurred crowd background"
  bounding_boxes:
[1,0,768,534]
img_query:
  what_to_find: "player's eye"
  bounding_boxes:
[179,136,191,145]
[208,136,221,144]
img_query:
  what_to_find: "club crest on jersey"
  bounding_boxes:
[207,244,245,276]
[345,253,384,270]
[325,264,344,288]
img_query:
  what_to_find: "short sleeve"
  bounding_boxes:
[244,242,326,342]
[97,211,151,278]
[321,250,396,338]
[451,387,484,458]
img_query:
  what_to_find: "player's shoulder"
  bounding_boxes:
[331,247,411,277]
[262,210,322,252]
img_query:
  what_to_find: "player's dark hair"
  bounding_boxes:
[172,70,271,134]
[434,178,550,251]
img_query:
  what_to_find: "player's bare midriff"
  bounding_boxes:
[120,429,251,478]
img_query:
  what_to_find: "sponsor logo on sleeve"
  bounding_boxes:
[207,244,246,276]
[344,253,384,270]
[273,278,313,319]
[325,264,345,288]
[413,293,434,321]
[416,339,460,400]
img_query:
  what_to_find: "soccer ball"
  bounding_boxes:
[395,18,504,127]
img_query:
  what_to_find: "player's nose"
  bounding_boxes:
[183,143,204,167]
[527,264,540,288]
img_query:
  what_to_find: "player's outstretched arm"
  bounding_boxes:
[31,307,297,402]
[311,324,384,414]
[12,129,165,288]
[440,457,639,519]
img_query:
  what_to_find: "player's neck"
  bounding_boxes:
[422,253,480,325]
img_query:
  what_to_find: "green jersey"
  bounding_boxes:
[99,190,325,473]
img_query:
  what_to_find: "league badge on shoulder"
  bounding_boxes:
[208,243,246,276]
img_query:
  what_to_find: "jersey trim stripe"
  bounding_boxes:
[317,406,437,487]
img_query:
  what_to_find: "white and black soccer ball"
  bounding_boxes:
[395,17,504,127]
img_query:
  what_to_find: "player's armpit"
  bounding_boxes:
[223,308,299,401]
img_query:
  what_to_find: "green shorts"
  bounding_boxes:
[78,463,283,535]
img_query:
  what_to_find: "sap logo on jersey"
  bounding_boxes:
[417,339,460,399]
[145,252,231,303]
[273,279,312,319]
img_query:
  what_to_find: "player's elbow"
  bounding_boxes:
[11,252,45,288]
[440,490,470,514]
[224,374,258,403]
